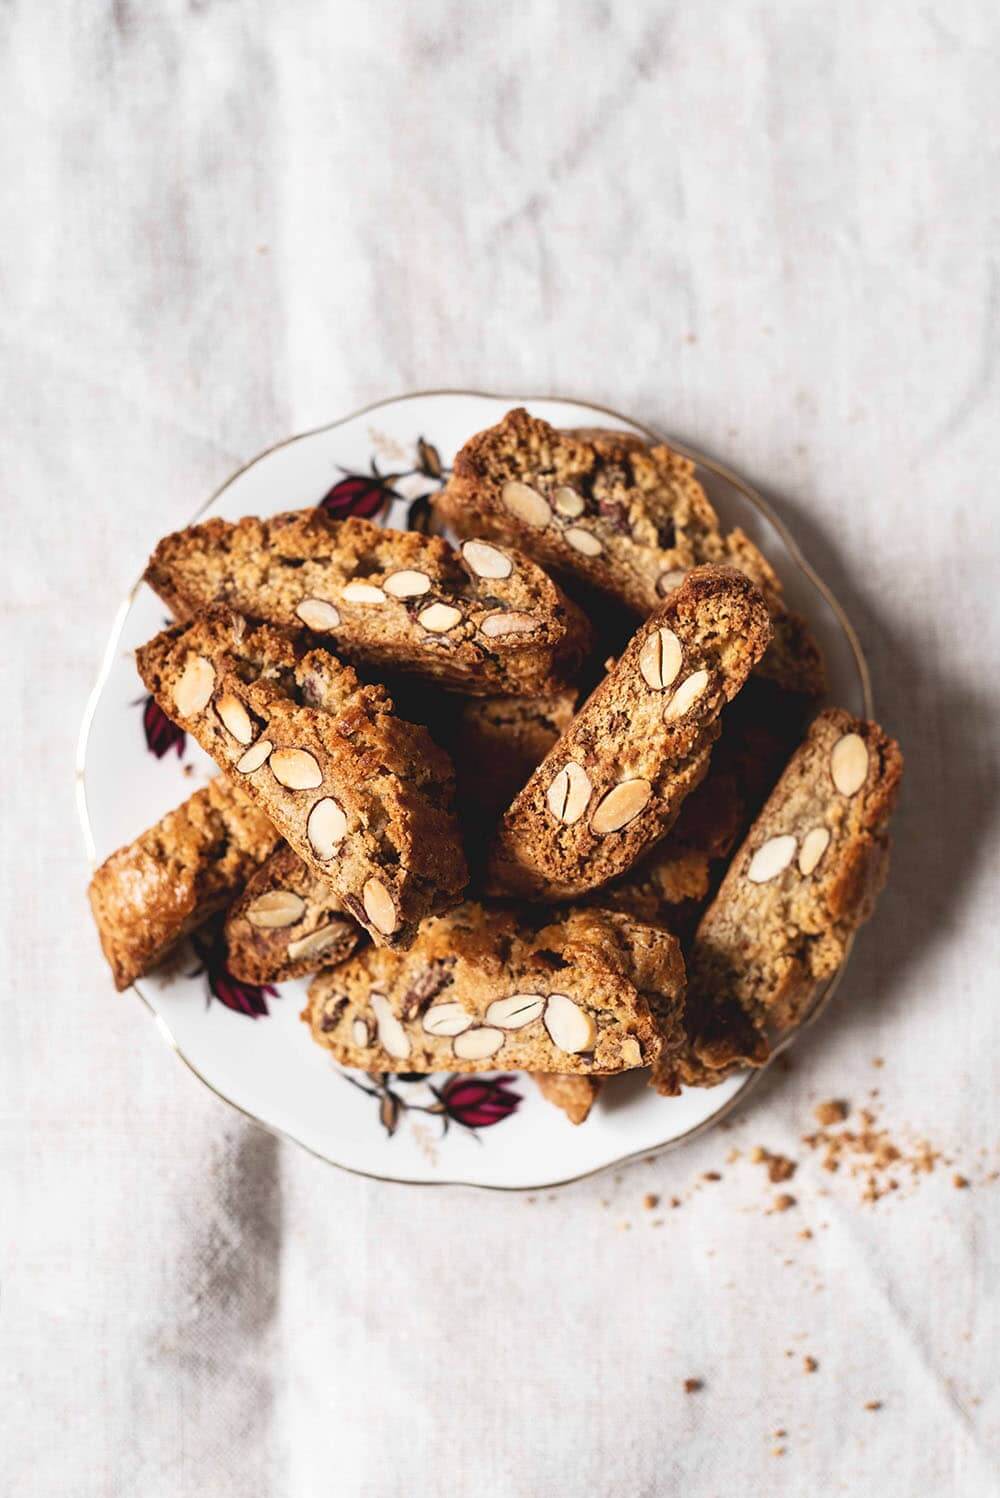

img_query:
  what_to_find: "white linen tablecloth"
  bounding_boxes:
[3,2,999,1493]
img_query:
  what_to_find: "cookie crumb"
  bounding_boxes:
[643,1192,660,1210]
[814,1099,849,1127]
[771,1193,797,1213]
[703,1171,722,1182]
[872,1056,884,1068]
[670,1196,682,1209]
[864,1400,882,1412]
[683,1378,703,1394]
[752,1147,797,1183]
[953,1174,970,1190]
[803,1355,818,1373]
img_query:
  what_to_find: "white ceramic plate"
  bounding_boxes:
[77,392,871,1190]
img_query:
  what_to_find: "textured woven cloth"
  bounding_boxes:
[3,3,999,1493]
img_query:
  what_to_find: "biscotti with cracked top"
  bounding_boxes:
[486,566,773,899]
[88,778,280,990]
[225,842,364,984]
[144,511,592,697]
[437,408,824,696]
[304,901,686,1081]
[135,607,468,949]
[661,709,903,1091]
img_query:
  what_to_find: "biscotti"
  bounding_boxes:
[225,842,364,984]
[437,408,824,696]
[135,607,468,949]
[663,709,903,1091]
[532,1073,602,1125]
[486,566,773,898]
[304,902,687,1080]
[88,778,280,990]
[144,510,591,696]
[450,688,578,826]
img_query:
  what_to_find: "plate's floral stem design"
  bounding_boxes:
[321,436,449,533]
[139,694,186,759]
[190,916,277,1019]
[342,1071,523,1139]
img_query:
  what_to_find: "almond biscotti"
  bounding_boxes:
[225,843,364,984]
[486,566,773,899]
[531,1073,602,1125]
[437,408,823,696]
[144,511,591,697]
[135,607,468,949]
[661,709,903,1091]
[305,902,686,1080]
[88,778,280,990]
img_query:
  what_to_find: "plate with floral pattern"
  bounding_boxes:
[77,392,871,1190]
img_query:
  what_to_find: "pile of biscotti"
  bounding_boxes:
[88,409,903,1125]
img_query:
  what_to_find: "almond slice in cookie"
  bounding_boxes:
[342,581,387,605]
[552,486,584,518]
[307,796,348,860]
[215,693,254,745]
[546,762,592,825]
[797,826,831,876]
[371,992,410,1059]
[235,738,273,774]
[543,993,596,1054]
[246,889,306,928]
[461,540,513,579]
[564,526,603,558]
[417,602,463,633]
[663,669,709,721]
[480,611,541,638]
[287,923,353,963]
[589,779,652,834]
[384,569,431,599]
[747,834,797,884]
[639,628,683,692]
[830,734,868,797]
[422,1002,474,1037]
[296,597,341,631]
[172,655,215,717]
[362,877,397,936]
[453,1026,505,1060]
[485,993,545,1029]
[269,747,323,790]
[501,480,550,528]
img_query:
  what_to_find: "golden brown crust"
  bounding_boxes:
[304,901,686,1080]
[87,778,279,990]
[662,709,904,1091]
[437,408,824,695]
[224,843,365,983]
[145,510,592,696]
[135,607,468,949]
[531,1073,602,1125]
[486,566,773,898]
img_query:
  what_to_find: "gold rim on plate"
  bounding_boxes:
[75,389,874,1192]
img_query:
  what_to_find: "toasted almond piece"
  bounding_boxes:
[663,668,710,722]
[480,611,541,638]
[552,486,585,518]
[287,922,353,962]
[830,733,868,797]
[564,526,603,557]
[351,1016,373,1047]
[418,602,463,633]
[269,747,323,790]
[484,993,545,1029]
[798,826,831,876]
[371,992,410,1059]
[236,738,273,774]
[619,1035,643,1068]
[245,889,306,928]
[747,834,798,884]
[363,877,397,935]
[215,692,254,744]
[296,597,341,631]
[546,762,593,825]
[384,569,431,599]
[306,796,348,859]
[657,568,687,595]
[543,993,596,1053]
[461,539,513,579]
[501,479,551,527]
[590,778,652,834]
[422,1002,474,1037]
[172,655,215,717]
[453,1026,505,1060]
[342,581,387,604]
[639,627,683,691]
